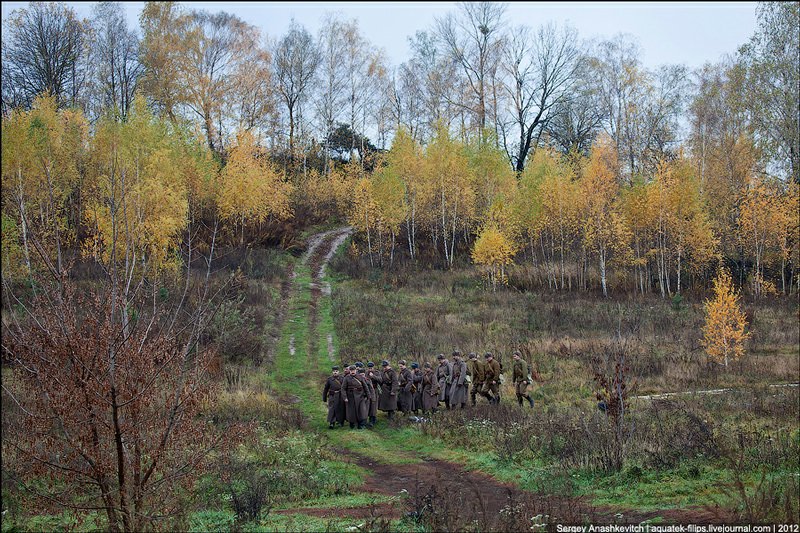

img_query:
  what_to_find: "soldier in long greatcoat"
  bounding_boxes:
[411,362,423,414]
[378,360,399,418]
[436,354,452,409]
[397,360,414,414]
[322,366,345,428]
[356,368,376,426]
[343,365,367,429]
[366,361,381,426]
[420,362,440,414]
[449,351,468,409]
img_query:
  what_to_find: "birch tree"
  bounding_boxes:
[90,2,143,120]
[218,130,292,244]
[274,21,320,170]
[702,268,750,367]
[436,2,507,143]
[423,125,475,267]
[581,135,632,296]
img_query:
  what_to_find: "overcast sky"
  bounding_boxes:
[1,2,758,71]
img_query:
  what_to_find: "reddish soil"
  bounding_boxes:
[278,448,599,526]
[278,446,736,528]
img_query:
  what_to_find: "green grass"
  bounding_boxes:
[314,420,431,465]
[189,510,236,533]
[247,513,399,533]
[570,462,733,511]
[269,262,331,425]
[273,492,399,510]
[3,512,105,533]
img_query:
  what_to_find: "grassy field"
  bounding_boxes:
[3,231,798,531]
[326,244,800,525]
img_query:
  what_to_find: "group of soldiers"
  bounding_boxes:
[322,350,538,429]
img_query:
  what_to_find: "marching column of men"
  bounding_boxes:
[322,350,537,429]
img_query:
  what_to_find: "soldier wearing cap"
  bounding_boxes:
[343,365,367,429]
[512,351,535,408]
[411,362,423,414]
[466,352,485,406]
[322,366,345,428]
[436,353,452,409]
[366,361,380,426]
[480,352,502,404]
[449,351,468,409]
[397,360,414,414]
[378,360,399,418]
[420,362,440,414]
[356,367,377,427]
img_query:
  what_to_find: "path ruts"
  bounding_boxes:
[263,261,295,365]
[304,228,352,374]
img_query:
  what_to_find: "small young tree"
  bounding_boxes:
[2,277,224,532]
[593,342,635,472]
[472,225,516,291]
[702,268,750,367]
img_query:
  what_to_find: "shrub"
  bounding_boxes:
[207,295,263,365]
[211,430,356,518]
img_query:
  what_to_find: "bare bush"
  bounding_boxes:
[1,278,233,532]
[714,426,800,523]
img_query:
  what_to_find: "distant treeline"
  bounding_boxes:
[1,2,797,297]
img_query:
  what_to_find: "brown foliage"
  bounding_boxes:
[592,342,638,472]
[1,279,232,532]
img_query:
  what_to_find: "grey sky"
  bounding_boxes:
[1,2,758,71]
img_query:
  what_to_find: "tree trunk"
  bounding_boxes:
[288,104,295,169]
[17,191,32,276]
[365,211,373,267]
[600,248,608,297]
[390,232,396,268]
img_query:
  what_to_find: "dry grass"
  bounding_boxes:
[330,262,798,397]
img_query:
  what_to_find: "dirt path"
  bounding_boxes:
[634,382,799,400]
[305,228,352,373]
[262,261,295,365]
[278,446,734,526]
[277,448,597,525]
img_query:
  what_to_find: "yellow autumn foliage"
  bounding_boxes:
[472,225,516,290]
[702,268,750,367]
[84,97,188,272]
[218,130,292,226]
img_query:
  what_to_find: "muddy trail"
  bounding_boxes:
[278,448,599,525]
[275,228,735,528]
[278,447,733,526]
[263,261,295,365]
[305,228,352,371]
